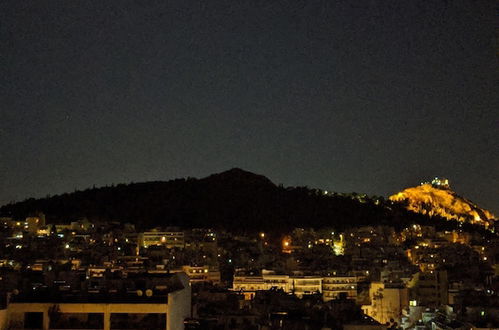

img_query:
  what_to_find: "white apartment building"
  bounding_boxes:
[323,276,360,302]
[233,274,323,299]
[138,231,184,249]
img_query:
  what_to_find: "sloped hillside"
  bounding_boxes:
[1,170,487,233]
[0,169,448,232]
[390,182,495,229]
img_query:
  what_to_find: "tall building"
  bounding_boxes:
[362,282,409,325]
[407,270,448,308]
[322,275,360,302]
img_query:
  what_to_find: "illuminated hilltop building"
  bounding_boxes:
[419,177,450,189]
[430,177,450,189]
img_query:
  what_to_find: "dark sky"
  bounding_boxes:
[1,0,498,214]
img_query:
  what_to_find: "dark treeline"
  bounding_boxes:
[0,169,487,234]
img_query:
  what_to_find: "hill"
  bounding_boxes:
[0,169,486,233]
[389,178,496,229]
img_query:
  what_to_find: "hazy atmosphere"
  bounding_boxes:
[1,0,497,212]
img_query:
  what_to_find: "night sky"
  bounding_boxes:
[1,1,498,214]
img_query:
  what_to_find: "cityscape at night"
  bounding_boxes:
[1,0,497,329]
[0,170,497,329]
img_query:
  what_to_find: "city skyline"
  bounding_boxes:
[1,2,498,328]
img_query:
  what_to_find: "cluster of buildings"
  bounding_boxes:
[0,215,217,330]
[0,214,498,329]
[229,226,499,329]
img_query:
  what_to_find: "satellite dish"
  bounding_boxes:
[136,290,143,296]
[145,289,153,297]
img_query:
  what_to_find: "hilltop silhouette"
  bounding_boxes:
[0,169,487,233]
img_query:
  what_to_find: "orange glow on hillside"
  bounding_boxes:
[390,183,495,228]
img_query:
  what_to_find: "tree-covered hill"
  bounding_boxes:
[0,168,481,233]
